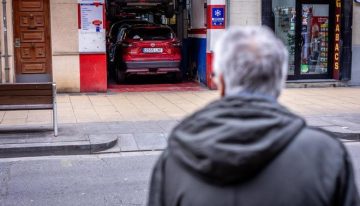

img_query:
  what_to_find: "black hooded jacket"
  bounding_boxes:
[148,94,359,206]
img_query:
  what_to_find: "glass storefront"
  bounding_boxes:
[300,4,329,75]
[272,0,332,79]
[273,0,296,75]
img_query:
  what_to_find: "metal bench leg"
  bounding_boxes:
[53,84,58,137]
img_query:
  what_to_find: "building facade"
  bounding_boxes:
[0,0,359,92]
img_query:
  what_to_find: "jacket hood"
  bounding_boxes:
[168,93,305,185]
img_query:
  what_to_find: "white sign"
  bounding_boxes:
[80,4,104,33]
[78,0,104,4]
[79,32,106,53]
[78,3,106,53]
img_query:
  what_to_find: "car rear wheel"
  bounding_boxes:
[116,69,126,84]
[173,71,182,83]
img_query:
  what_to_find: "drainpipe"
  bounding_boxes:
[2,0,10,83]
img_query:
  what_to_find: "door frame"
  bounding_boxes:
[12,0,53,83]
[261,0,353,81]
[290,0,334,80]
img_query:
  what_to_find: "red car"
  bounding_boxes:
[114,25,182,83]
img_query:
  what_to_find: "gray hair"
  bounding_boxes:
[213,26,288,98]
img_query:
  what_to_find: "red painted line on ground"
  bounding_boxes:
[108,82,208,93]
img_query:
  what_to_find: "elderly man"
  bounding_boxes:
[147,27,359,206]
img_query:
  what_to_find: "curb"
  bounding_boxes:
[333,132,360,141]
[0,130,358,159]
[0,135,118,158]
[321,127,360,141]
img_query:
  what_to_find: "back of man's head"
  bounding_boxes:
[214,26,288,98]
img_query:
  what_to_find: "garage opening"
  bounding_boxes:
[105,0,207,92]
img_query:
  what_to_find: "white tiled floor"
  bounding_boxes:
[1,88,360,125]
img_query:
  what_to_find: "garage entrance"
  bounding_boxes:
[78,0,223,92]
[104,0,204,91]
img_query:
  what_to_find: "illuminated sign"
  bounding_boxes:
[212,8,225,26]
[333,0,341,79]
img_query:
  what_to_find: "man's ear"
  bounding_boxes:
[220,75,225,97]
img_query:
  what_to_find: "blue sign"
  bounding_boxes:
[212,8,225,26]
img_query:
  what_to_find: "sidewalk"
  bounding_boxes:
[1,87,360,157]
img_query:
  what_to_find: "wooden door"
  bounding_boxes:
[13,0,52,82]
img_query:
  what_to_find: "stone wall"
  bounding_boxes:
[228,0,261,26]
[50,0,80,92]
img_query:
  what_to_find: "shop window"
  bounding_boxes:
[300,4,329,75]
[272,0,296,76]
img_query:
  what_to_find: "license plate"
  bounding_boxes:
[143,48,163,53]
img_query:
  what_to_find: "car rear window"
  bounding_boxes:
[126,28,174,40]
[110,21,152,38]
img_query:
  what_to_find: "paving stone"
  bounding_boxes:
[343,115,360,124]
[319,117,360,131]
[78,123,111,135]
[335,117,360,131]
[118,134,139,152]
[133,121,164,133]
[49,135,89,143]
[1,89,360,157]
[143,151,163,155]
[120,151,145,157]
[133,133,167,151]
[163,133,171,140]
[106,122,136,134]
[0,135,27,144]
[157,120,178,133]
[304,117,335,127]
[319,126,360,140]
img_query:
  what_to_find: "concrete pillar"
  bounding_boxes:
[51,0,80,92]
[350,2,360,85]
[228,0,261,26]
[206,0,226,89]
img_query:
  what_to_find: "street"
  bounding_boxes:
[0,141,359,206]
[0,152,159,206]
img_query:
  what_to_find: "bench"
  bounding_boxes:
[0,83,58,136]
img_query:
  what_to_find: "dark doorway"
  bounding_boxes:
[271,0,333,80]
[294,0,333,79]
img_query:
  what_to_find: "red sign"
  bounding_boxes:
[92,19,102,26]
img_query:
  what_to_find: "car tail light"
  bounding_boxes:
[172,41,182,47]
[121,42,133,48]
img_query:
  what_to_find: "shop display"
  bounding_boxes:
[300,5,329,74]
[273,6,296,75]
[273,2,330,78]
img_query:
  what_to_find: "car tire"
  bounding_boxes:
[116,69,126,84]
[173,72,182,83]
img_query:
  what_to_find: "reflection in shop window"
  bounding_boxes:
[273,0,296,76]
[301,4,329,75]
